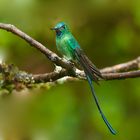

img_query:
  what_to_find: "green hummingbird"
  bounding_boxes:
[51,22,116,135]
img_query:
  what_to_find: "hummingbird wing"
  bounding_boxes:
[66,37,104,83]
[72,47,116,135]
[73,47,104,83]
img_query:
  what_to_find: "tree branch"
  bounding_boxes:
[33,69,69,83]
[0,62,140,89]
[33,69,140,83]
[0,22,140,91]
[101,57,140,73]
[0,23,76,74]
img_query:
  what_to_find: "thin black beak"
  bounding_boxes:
[50,27,56,30]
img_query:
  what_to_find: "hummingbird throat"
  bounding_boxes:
[56,30,62,36]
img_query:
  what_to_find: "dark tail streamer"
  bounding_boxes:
[86,75,116,135]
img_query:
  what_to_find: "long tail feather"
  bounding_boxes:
[86,75,116,135]
[74,47,116,134]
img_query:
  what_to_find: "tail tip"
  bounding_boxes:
[110,129,117,135]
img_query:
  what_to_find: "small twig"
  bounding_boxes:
[101,57,140,73]
[102,70,140,80]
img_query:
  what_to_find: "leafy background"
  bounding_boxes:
[0,0,140,139]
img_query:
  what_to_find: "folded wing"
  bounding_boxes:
[74,47,104,84]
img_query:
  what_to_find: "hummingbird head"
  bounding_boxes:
[51,22,69,37]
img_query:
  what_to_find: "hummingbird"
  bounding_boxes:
[51,22,116,135]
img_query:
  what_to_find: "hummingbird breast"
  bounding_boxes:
[56,34,75,60]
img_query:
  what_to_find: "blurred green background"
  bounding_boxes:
[0,0,140,139]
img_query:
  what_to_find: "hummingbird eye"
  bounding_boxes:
[60,25,65,30]
[62,25,65,29]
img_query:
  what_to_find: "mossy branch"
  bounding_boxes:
[0,23,140,92]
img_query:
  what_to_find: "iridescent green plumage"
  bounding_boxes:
[51,22,116,135]
[55,23,79,60]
